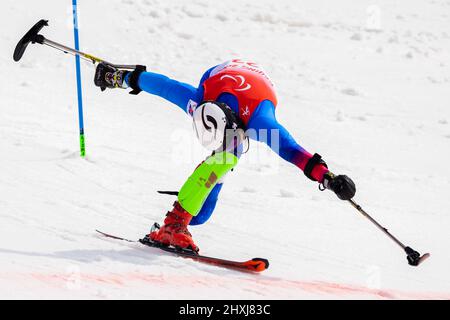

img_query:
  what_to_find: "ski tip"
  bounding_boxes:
[417,253,431,266]
[246,258,269,272]
[95,230,135,242]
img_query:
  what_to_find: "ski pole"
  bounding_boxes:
[347,199,430,266]
[13,19,137,70]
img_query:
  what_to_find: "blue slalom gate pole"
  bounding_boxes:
[72,0,86,157]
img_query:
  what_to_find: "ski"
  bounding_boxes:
[96,230,269,273]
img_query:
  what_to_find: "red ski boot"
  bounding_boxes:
[149,201,199,253]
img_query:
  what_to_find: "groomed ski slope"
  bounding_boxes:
[1,0,450,299]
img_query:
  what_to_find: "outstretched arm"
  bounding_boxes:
[125,71,201,113]
[94,62,223,114]
[247,100,355,199]
[247,100,328,182]
[93,62,202,113]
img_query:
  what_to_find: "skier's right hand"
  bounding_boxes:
[322,172,356,200]
[94,63,129,91]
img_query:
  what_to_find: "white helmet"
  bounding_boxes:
[192,101,245,152]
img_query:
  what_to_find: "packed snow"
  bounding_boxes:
[1,0,450,299]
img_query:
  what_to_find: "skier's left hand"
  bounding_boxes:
[94,63,129,91]
[322,172,356,200]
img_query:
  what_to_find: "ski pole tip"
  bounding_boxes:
[405,246,430,266]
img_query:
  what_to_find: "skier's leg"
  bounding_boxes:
[189,139,245,225]
[150,151,238,252]
[190,182,223,225]
[182,141,243,226]
[177,151,238,216]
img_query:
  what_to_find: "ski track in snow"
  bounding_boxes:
[1,0,450,299]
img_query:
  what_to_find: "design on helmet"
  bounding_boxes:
[192,101,245,152]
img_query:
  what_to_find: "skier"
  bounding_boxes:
[94,59,356,253]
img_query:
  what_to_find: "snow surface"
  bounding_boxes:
[1,0,450,299]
